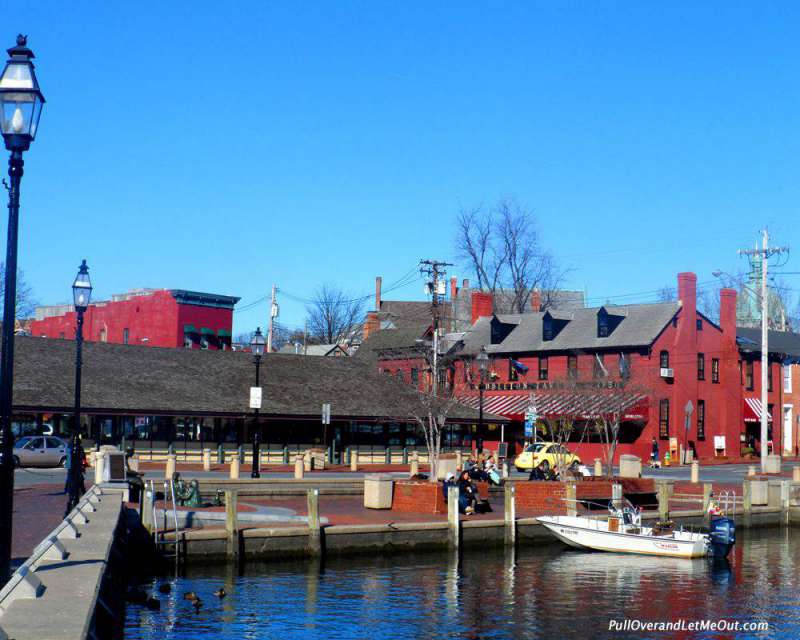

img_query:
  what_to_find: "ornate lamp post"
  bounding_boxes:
[0,35,45,581]
[250,328,265,479]
[476,347,489,452]
[66,260,92,515]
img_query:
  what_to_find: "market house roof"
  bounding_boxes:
[9,336,502,422]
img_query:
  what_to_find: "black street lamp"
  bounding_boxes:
[477,346,489,452]
[0,35,45,581]
[65,260,91,515]
[250,327,265,479]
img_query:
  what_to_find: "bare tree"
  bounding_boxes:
[533,389,587,481]
[455,199,564,313]
[305,284,365,345]
[0,263,37,320]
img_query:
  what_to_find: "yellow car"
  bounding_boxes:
[514,442,581,473]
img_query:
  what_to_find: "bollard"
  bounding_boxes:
[348,450,357,472]
[594,458,603,477]
[743,480,752,527]
[502,459,509,479]
[456,450,463,471]
[447,484,460,550]
[504,483,516,546]
[409,451,419,477]
[168,443,175,456]
[295,455,305,479]
[702,483,712,526]
[748,465,757,477]
[612,483,623,511]
[566,482,577,517]
[283,446,289,465]
[691,461,699,484]
[94,451,105,485]
[657,483,670,523]
[304,452,312,472]
[307,488,322,556]
[165,453,177,479]
[217,444,224,465]
[225,489,238,558]
[794,466,800,483]
[202,448,211,472]
[229,456,240,479]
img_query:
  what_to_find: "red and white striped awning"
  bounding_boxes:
[743,397,772,423]
[459,392,648,421]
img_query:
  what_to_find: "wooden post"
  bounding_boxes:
[307,488,322,556]
[202,448,211,472]
[593,458,602,477]
[702,483,712,526]
[409,451,419,477]
[690,461,699,484]
[142,483,154,532]
[504,483,516,546]
[225,489,238,558]
[448,484,460,550]
[350,450,358,472]
[657,482,670,523]
[743,479,752,527]
[782,480,791,526]
[294,455,304,479]
[94,451,105,485]
[229,456,240,479]
[566,482,577,517]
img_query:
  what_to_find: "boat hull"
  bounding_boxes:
[537,516,709,559]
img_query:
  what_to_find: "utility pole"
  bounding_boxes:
[303,321,308,356]
[739,229,788,473]
[267,284,278,353]
[420,260,453,397]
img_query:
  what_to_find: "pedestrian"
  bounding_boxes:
[458,470,478,515]
[63,442,72,494]
[651,437,659,464]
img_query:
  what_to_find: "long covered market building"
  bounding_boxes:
[7,335,504,459]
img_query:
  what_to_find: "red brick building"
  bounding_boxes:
[29,289,240,350]
[363,272,790,464]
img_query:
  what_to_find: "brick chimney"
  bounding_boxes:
[450,277,458,300]
[375,276,382,311]
[363,311,379,339]
[471,291,494,324]
[530,290,542,312]
[719,288,737,337]
[677,272,697,316]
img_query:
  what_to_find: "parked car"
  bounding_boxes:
[514,441,581,472]
[12,436,69,468]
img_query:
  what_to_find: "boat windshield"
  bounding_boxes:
[524,443,547,453]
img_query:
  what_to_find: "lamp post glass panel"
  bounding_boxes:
[250,328,265,478]
[66,260,92,515]
[477,347,489,450]
[0,35,45,582]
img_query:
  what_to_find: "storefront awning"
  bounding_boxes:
[183,324,198,334]
[743,397,772,423]
[217,329,231,338]
[458,392,648,422]
[200,327,215,336]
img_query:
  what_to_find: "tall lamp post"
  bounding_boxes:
[476,347,489,452]
[0,35,45,582]
[66,260,92,515]
[250,328,265,479]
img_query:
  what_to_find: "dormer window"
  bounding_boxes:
[542,311,570,342]
[597,307,623,338]
[543,316,553,341]
[598,314,609,337]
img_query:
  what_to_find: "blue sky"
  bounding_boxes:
[7,2,800,334]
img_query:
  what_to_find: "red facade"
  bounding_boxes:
[375,272,785,464]
[29,289,239,350]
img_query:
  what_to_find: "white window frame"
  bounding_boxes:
[784,365,793,394]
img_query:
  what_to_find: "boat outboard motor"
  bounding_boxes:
[709,517,735,558]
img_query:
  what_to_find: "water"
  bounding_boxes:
[124,529,800,639]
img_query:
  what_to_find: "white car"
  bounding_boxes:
[12,436,68,468]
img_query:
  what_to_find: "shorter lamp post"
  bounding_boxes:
[476,346,489,452]
[250,327,265,479]
[66,259,91,515]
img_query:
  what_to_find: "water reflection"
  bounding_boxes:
[125,530,800,639]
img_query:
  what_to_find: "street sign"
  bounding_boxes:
[524,422,533,438]
[249,387,262,410]
[685,400,694,415]
[322,403,331,425]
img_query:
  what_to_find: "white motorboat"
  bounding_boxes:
[537,500,733,559]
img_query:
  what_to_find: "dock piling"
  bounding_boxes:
[657,482,669,523]
[225,489,238,558]
[743,480,752,527]
[448,485,460,550]
[504,483,516,546]
[307,488,322,556]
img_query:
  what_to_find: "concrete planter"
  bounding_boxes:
[618,454,642,478]
[765,454,782,474]
[364,474,394,509]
